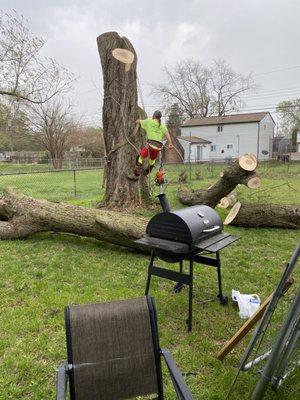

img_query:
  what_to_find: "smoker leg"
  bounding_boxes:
[187,258,194,332]
[216,251,228,305]
[174,260,184,293]
[145,251,155,295]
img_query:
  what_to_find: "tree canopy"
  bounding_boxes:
[154,59,255,119]
[276,99,300,138]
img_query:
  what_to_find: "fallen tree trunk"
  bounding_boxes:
[224,202,300,229]
[0,188,147,249]
[178,154,261,207]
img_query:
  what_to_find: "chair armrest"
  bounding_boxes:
[161,349,194,400]
[56,363,68,400]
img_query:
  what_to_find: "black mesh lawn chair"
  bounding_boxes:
[56,296,194,400]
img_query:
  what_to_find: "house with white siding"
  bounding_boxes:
[180,112,275,162]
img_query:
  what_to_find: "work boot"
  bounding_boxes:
[143,164,154,176]
[134,162,142,177]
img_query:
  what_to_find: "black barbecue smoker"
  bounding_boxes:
[135,194,239,331]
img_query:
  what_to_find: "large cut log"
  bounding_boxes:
[178,154,261,207]
[97,32,149,208]
[0,188,147,249]
[224,202,300,229]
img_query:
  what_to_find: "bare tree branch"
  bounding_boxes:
[0,11,75,104]
[154,59,255,118]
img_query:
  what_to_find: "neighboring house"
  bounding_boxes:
[297,130,300,152]
[181,112,275,161]
[177,136,211,163]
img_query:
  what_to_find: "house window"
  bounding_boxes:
[227,144,233,149]
[211,145,216,152]
[264,124,267,130]
[217,125,223,132]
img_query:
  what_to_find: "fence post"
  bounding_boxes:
[73,169,77,198]
[189,143,192,181]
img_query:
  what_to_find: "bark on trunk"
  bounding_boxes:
[218,191,237,209]
[97,32,149,208]
[178,154,260,208]
[0,188,147,249]
[224,202,300,229]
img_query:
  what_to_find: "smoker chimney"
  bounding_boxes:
[157,193,171,213]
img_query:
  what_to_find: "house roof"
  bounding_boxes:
[178,136,211,144]
[182,112,273,127]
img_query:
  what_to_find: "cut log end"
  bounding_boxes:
[247,176,261,189]
[224,202,241,225]
[218,198,230,209]
[112,48,134,64]
[218,192,237,209]
[224,202,300,229]
[238,154,257,171]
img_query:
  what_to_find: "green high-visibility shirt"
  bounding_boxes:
[140,118,168,143]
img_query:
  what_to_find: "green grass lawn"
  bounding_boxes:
[0,162,299,399]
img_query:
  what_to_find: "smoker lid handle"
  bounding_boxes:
[203,226,220,233]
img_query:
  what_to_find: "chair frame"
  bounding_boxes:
[56,296,193,400]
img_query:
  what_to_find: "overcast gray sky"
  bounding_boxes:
[2,0,300,126]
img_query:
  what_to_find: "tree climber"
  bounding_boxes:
[134,110,174,177]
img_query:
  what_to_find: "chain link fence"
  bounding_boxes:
[0,165,104,202]
[0,158,299,202]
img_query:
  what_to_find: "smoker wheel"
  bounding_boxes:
[173,282,184,293]
[218,294,228,305]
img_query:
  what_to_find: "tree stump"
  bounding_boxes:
[178,170,188,183]
[97,32,149,208]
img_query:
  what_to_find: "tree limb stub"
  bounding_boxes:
[0,188,147,249]
[178,154,260,208]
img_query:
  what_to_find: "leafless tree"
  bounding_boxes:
[154,59,255,118]
[276,99,300,137]
[30,100,78,168]
[0,11,74,104]
[154,60,212,118]
[211,60,254,116]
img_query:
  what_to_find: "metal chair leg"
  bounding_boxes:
[145,251,155,295]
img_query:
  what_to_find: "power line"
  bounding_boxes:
[242,91,300,100]
[253,65,300,76]
[243,85,300,95]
